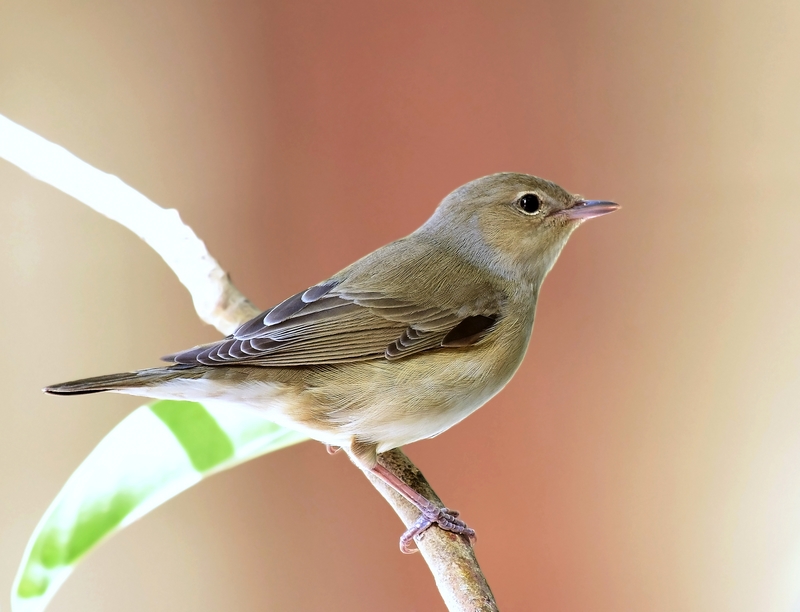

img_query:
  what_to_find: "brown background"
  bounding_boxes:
[2,1,800,610]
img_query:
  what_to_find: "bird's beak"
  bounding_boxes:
[560,199,620,220]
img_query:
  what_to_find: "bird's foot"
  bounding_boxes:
[325,444,341,455]
[399,505,476,554]
[366,460,477,554]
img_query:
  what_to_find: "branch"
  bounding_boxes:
[0,114,498,612]
[363,451,498,611]
[0,114,260,335]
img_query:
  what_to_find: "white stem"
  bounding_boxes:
[0,114,258,335]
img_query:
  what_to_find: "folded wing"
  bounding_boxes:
[164,279,501,367]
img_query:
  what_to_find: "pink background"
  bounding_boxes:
[2,1,800,610]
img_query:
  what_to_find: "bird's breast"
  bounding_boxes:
[300,307,535,450]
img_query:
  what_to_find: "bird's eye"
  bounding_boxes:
[517,193,541,215]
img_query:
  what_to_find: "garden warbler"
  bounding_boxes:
[46,172,619,552]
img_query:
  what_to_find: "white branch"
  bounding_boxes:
[0,114,258,335]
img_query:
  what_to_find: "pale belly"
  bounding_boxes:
[296,323,531,451]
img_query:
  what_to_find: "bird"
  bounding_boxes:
[45,172,619,552]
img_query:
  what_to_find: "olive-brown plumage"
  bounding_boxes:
[45,172,619,551]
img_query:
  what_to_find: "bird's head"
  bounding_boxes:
[422,172,619,286]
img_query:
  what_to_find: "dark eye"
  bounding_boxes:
[517,193,541,214]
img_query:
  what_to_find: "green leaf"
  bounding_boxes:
[11,400,308,612]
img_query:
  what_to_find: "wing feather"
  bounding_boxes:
[164,249,505,367]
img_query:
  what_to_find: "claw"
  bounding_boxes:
[368,461,477,554]
[399,505,476,554]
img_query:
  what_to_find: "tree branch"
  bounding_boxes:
[0,113,499,612]
[363,450,498,611]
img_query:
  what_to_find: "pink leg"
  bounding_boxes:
[371,463,476,554]
[325,444,341,455]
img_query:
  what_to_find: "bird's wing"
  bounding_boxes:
[164,246,504,367]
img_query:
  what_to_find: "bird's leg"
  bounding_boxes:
[347,439,476,553]
[370,462,476,554]
[325,444,341,455]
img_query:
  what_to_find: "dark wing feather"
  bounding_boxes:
[441,315,498,347]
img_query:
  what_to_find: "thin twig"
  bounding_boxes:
[363,449,498,611]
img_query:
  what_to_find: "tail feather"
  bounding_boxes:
[44,366,199,396]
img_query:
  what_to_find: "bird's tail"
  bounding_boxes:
[44,366,201,396]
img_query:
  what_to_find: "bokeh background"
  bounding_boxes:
[1,1,799,610]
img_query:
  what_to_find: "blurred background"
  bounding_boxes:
[1,0,799,610]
